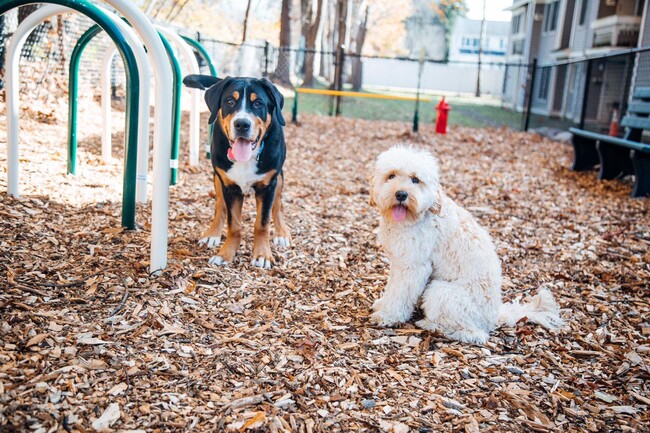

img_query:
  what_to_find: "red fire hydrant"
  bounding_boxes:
[436,97,450,134]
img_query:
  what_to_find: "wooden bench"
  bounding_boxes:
[569,87,650,197]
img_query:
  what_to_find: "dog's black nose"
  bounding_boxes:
[234,118,251,133]
[395,190,408,202]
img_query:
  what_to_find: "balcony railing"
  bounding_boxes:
[592,15,641,48]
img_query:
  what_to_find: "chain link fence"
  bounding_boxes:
[1,7,129,108]
[2,7,647,135]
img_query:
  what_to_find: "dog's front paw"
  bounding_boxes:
[199,236,222,248]
[370,310,400,327]
[208,255,229,266]
[251,256,272,269]
[252,239,274,269]
[370,298,411,327]
[272,237,291,248]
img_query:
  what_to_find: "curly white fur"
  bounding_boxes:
[370,146,563,344]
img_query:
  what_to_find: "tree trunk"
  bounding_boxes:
[271,0,292,87]
[0,14,6,89]
[56,15,67,71]
[242,0,253,43]
[349,5,367,90]
[319,0,334,81]
[331,0,348,91]
[301,0,324,87]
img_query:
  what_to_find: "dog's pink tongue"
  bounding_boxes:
[232,138,253,161]
[392,205,407,222]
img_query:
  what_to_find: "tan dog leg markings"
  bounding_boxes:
[199,175,226,248]
[251,193,274,269]
[272,174,291,248]
[209,195,243,265]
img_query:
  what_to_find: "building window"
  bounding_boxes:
[579,0,588,26]
[544,0,560,32]
[512,13,523,35]
[538,67,551,100]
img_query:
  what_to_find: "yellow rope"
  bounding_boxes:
[296,87,431,102]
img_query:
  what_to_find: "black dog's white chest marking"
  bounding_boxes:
[226,159,265,193]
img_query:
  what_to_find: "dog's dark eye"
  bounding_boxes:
[226,97,235,107]
[411,177,420,184]
[253,100,263,108]
[387,174,395,180]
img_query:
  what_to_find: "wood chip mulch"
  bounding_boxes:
[1,101,649,432]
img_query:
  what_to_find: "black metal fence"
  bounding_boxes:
[522,46,650,139]
[193,34,649,136]
[1,10,648,135]
[189,33,530,130]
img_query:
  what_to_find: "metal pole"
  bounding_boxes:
[64,12,140,230]
[88,14,152,206]
[523,58,537,131]
[292,90,299,123]
[329,49,337,116]
[579,59,592,129]
[158,27,201,168]
[413,49,425,132]
[158,33,182,185]
[335,44,345,116]
[181,35,218,159]
[475,0,486,97]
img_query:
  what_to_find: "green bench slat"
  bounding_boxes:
[621,115,650,129]
[628,102,650,115]
[633,87,650,99]
[570,127,650,153]
[569,127,605,141]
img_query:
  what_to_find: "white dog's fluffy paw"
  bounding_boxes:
[416,319,488,344]
[415,319,438,332]
[370,310,400,327]
[273,237,290,248]
[199,236,221,248]
[251,256,272,269]
[208,255,228,266]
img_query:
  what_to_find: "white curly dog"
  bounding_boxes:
[369,146,563,344]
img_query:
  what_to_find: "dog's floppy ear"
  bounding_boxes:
[259,78,286,126]
[182,74,222,90]
[368,177,377,207]
[202,77,234,125]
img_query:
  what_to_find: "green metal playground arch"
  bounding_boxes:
[180,35,218,158]
[0,0,140,230]
[67,24,184,185]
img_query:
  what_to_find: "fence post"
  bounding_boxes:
[264,40,270,77]
[413,51,425,133]
[579,59,592,130]
[523,57,537,132]
[335,44,345,116]
[292,90,298,123]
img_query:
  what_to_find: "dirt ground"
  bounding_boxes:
[1,99,649,433]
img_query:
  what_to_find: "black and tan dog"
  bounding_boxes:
[183,74,290,269]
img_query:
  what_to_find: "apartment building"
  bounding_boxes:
[448,17,510,63]
[502,0,647,129]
